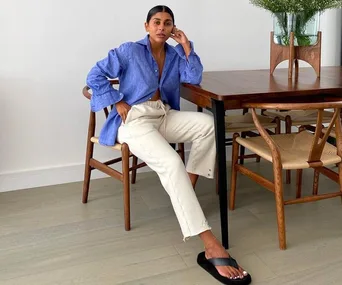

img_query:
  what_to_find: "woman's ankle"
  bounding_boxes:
[199,230,221,249]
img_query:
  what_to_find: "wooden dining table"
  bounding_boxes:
[180,66,342,248]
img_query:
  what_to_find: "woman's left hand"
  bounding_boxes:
[170,26,189,46]
[170,26,191,58]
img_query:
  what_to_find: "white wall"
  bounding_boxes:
[0,0,341,192]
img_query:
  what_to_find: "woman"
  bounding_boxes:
[87,5,251,284]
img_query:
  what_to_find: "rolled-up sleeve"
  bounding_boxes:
[86,42,132,112]
[175,42,203,85]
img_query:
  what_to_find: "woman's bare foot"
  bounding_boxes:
[200,230,248,279]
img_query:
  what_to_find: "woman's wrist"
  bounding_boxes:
[182,41,191,58]
[115,100,123,107]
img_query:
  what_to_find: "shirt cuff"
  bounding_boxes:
[90,91,124,112]
[174,41,195,60]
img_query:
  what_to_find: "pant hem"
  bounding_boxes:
[182,226,212,242]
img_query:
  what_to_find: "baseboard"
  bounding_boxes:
[0,164,86,192]
[0,161,152,193]
[0,148,234,193]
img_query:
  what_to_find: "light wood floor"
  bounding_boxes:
[1,162,342,284]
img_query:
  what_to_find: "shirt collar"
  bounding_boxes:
[136,35,175,55]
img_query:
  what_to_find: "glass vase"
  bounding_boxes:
[273,12,320,46]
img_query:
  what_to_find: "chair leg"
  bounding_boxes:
[82,141,94,204]
[312,168,320,196]
[229,134,240,210]
[131,155,138,184]
[275,117,281,134]
[285,171,291,185]
[285,116,292,184]
[122,143,131,231]
[338,163,342,204]
[239,132,246,164]
[179,142,185,163]
[273,161,286,250]
[82,112,96,204]
[296,169,303,198]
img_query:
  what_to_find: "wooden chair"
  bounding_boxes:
[197,107,280,164]
[263,109,334,183]
[224,109,280,164]
[322,127,337,139]
[82,79,185,231]
[229,97,342,250]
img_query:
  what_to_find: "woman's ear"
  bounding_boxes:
[144,22,149,32]
[171,25,177,34]
[171,28,175,36]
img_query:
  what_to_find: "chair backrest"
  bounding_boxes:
[82,79,120,118]
[243,98,342,166]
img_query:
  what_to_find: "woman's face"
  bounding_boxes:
[145,12,174,43]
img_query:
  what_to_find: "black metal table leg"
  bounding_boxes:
[211,99,229,249]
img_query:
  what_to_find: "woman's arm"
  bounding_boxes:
[176,42,203,85]
[171,28,203,85]
[86,42,132,112]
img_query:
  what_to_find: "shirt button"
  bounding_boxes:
[155,69,158,72]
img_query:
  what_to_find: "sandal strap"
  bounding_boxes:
[207,256,239,268]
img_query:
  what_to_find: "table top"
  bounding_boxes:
[181,66,342,109]
[184,66,342,98]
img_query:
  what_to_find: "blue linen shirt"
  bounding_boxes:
[86,35,203,146]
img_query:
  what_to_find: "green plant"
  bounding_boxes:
[250,0,342,13]
[250,0,342,46]
[274,11,317,46]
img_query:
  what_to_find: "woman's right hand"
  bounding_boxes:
[115,101,131,123]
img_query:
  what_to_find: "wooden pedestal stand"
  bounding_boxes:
[270,31,321,79]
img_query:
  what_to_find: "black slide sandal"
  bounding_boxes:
[197,252,252,285]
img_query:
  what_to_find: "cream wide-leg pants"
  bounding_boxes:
[117,100,216,240]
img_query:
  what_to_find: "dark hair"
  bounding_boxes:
[146,5,175,24]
